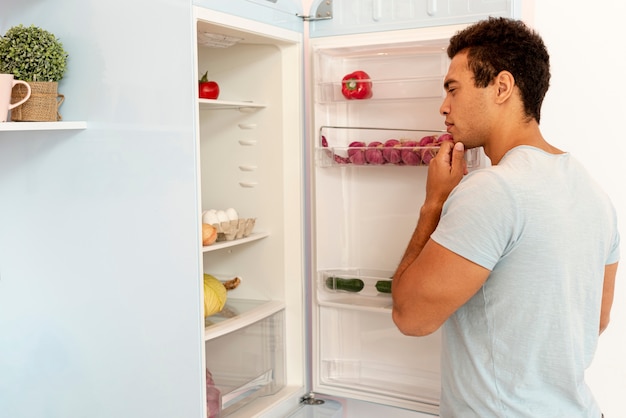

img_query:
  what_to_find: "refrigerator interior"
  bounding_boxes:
[309,30,466,415]
[194,7,306,417]
[194,5,486,416]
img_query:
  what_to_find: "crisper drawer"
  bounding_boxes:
[205,304,285,417]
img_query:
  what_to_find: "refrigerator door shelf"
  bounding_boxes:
[316,126,447,168]
[313,39,449,95]
[319,269,393,311]
[319,126,446,147]
[317,76,444,103]
[316,146,441,168]
[317,145,483,169]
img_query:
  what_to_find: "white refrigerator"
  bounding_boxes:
[193,1,516,417]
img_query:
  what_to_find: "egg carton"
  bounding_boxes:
[212,218,256,241]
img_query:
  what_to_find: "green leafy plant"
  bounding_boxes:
[0,24,68,82]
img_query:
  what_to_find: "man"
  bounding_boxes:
[391,17,619,418]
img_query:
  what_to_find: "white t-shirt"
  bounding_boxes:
[431,146,620,418]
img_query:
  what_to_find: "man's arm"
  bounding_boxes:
[392,239,490,336]
[392,141,490,336]
[600,262,618,334]
[394,141,466,279]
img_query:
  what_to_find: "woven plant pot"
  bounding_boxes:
[10,81,64,122]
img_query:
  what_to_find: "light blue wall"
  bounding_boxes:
[0,1,205,417]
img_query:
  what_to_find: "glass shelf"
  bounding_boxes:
[316,76,444,103]
[204,298,285,341]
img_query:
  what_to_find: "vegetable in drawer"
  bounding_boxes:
[341,70,373,100]
[325,276,365,293]
[375,280,392,294]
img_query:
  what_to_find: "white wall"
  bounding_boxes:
[529,2,626,416]
[301,0,626,416]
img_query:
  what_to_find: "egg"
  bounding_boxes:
[226,207,239,221]
[216,210,229,223]
[202,210,220,225]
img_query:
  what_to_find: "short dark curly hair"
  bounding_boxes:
[447,17,550,123]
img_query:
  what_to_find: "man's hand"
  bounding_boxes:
[424,141,468,208]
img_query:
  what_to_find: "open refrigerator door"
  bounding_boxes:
[193,4,310,418]
[307,24,483,416]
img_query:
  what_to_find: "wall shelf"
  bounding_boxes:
[0,121,87,132]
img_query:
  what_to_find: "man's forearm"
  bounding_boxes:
[393,203,443,280]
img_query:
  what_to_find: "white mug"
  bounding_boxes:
[0,74,32,122]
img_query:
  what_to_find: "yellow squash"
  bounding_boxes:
[203,274,227,317]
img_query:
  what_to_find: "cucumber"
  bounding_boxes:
[375,280,392,294]
[325,277,365,293]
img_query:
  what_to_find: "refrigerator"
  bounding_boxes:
[192,1,516,417]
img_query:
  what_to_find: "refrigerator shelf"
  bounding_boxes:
[316,145,440,167]
[317,126,482,168]
[204,298,284,341]
[199,98,267,111]
[318,269,394,311]
[316,76,444,103]
[202,231,269,253]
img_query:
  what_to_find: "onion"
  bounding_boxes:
[348,141,366,165]
[382,139,402,164]
[365,141,384,164]
[202,223,218,246]
[401,140,420,165]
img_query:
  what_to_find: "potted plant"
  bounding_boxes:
[0,24,68,121]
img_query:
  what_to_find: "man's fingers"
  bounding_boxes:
[452,142,468,175]
[437,140,455,164]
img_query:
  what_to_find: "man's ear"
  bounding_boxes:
[494,70,515,104]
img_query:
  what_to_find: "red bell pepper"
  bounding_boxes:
[341,70,373,100]
[199,71,220,99]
